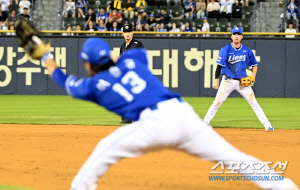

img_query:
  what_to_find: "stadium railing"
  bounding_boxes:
[1,30,300,37]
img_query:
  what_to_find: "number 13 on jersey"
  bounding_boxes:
[112,71,147,102]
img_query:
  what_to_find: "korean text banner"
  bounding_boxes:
[0,37,299,97]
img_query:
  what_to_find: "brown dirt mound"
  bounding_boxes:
[0,124,299,190]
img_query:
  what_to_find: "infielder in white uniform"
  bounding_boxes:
[39,38,296,190]
[204,27,274,131]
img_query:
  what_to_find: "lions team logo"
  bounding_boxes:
[228,55,246,64]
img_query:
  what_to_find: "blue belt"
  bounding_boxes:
[149,97,184,111]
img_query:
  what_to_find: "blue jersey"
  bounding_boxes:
[217,43,257,79]
[64,49,180,121]
[185,1,196,9]
[96,13,108,24]
[110,27,120,36]
[110,27,120,32]
[77,0,87,14]
[183,27,194,32]
[97,25,107,31]
[157,28,167,36]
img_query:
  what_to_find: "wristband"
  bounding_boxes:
[41,52,54,62]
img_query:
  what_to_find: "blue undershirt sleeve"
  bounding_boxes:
[52,68,68,90]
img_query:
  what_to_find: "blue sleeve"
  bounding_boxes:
[193,2,196,8]
[248,50,258,66]
[122,49,149,67]
[65,75,95,101]
[52,68,68,90]
[137,49,149,67]
[216,47,227,67]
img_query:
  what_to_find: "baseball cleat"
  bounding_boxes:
[266,127,275,131]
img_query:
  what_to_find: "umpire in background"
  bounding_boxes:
[120,23,144,124]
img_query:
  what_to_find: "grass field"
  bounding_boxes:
[0,95,299,129]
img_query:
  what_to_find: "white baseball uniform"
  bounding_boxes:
[48,39,294,190]
[70,99,295,190]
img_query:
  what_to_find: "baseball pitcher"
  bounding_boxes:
[15,21,297,190]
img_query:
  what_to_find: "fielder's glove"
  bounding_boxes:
[240,76,255,87]
[15,20,51,60]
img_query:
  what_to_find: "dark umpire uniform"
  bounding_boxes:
[120,28,144,54]
[120,24,144,124]
[120,37,144,53]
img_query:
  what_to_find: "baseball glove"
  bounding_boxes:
[15,20,51,60]
[240,76,255,87]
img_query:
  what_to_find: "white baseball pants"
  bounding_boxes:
[70,98,295,190]
[204,76,273,130]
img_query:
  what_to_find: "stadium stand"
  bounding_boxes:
[159,5,171,15]
[254,0,285,32]
[218,17,231,32]
[194,19,203,29]
[230,18,241,27]
[209,18,217,32]
[171,5,183,17]
[63,17,75,28]
[170,17,181,27]
[33,0,62,30]
[26,0,266,34]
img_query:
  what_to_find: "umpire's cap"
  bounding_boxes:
[79,38,111,65]
[122,24,133,32]
[231,26,243,35]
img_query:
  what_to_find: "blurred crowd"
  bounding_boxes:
[1,0,298,38]
[284,0,299,38]
[0,0,33,35]
[62,0,254,36]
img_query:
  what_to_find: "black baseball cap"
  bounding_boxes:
[122,24,133,32]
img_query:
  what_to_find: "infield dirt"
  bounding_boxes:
[0,124,299,190]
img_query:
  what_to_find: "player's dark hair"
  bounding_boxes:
[90,60,115,73]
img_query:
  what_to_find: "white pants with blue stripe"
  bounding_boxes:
[70,98,296,190]
[204,75,273,130]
